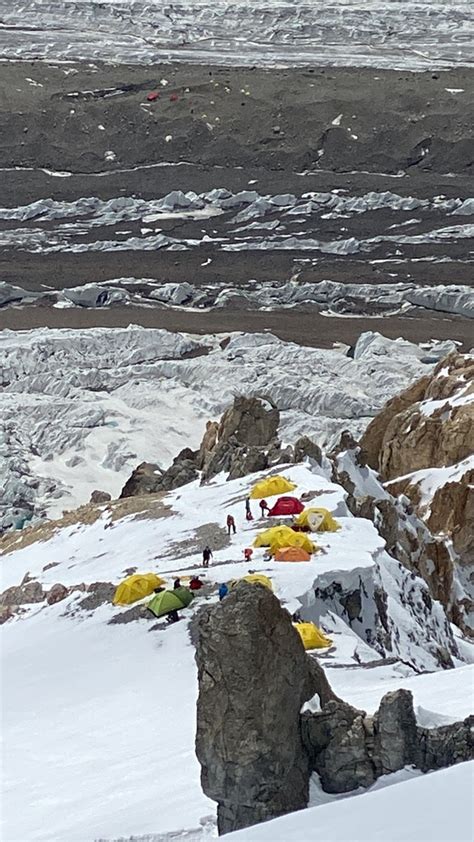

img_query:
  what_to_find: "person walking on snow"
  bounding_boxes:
[259,499,269,517]
[245,496,251,515]
[202,545,213,568]
[226,514,236,535]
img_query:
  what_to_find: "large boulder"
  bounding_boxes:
[195,582,324,835]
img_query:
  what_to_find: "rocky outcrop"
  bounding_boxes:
[196,582,473,835]
[194,582,333,835]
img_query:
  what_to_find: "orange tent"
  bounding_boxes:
[274,546,311,562]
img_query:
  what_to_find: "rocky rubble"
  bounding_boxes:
[195,583,473,835]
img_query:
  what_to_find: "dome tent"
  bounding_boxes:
[274,546,311,562]
[293,622,332,650]
[267,496,304,517]
[254,525,316,556]
[250,475,296,499]
[113,572,165,606]
[295,507,341,533]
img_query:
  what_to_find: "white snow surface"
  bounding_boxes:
[226,762,474,841]
[0,327,450,523]
[2,462,473,842]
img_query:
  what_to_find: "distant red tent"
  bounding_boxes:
[268,496,304,517]
[146,91,160,102]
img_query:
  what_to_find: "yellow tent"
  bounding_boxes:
[293,622,332,650]
[242,573,273,590]
[113,572,165,605]
[254,525,316,556]
[294,507,341,533]
[231,573,273,591]
[250,475,296,500]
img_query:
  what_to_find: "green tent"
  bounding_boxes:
[147,588,194,618]
[173,586,194,608]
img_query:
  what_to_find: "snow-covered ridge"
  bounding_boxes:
[0,327,456,527]
[0,1,472,68]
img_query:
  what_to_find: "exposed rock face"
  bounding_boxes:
[90,490,112,504]
[194,582,327,835]
[360,375,430,470]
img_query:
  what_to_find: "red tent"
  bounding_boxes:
[268,496,304,517]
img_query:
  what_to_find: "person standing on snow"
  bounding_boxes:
[245,496,251,515]
[173,577,181,589]
[259,499,269,517]
[218,582,228,601]
[226,514,236,535]
[202,545,213,568]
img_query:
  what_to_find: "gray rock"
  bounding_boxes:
[195,582,321,835]
[79,581,115,610]
[302,700,377,792]
[373,689,418,775]
[108,604,151,624]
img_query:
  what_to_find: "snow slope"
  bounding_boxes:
[2,461,473,841]
[0,326,454,527]
[226,761,474,842]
